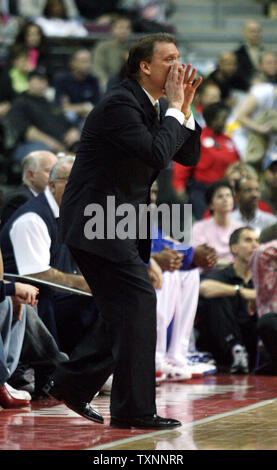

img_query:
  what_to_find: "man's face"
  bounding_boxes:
[71,50,91,76]
[232,229,259,263]
[30,152,58,193]
[112,19,131,42]
[219,53,237,78]
[260,53,277,77]
[28,76,48,96]
[50,163,73,206]
[237,178,260,211]
[244,22,261,46]
[144,41,181,97]
[201,84,221,106]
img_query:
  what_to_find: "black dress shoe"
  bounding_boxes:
[110,414,181,429]
[43,380,104,424]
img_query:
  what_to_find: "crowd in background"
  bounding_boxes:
[1,0,277,408]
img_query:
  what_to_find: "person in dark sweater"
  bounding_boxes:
[54,48,101,128]
[3,68,80,162]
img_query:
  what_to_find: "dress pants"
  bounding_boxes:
[51,247,157,419]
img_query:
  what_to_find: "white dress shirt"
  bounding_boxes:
[142,87,196,130]
[9,186,59,275]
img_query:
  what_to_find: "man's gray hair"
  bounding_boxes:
[22,152,41,181]
[49,155,75,182]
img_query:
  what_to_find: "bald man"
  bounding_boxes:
[234,20,265,90]
[1,150,58,226]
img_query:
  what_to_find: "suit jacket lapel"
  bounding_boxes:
[121,78,160,130]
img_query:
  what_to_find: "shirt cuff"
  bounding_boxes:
[184,112,195,130]
[165,108,185,126]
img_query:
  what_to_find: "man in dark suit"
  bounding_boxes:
[1,150,57,226]
[43,32,202,429]
[234,20,264,91]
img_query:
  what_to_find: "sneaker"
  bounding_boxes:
[155,370,166,383]
[161,362,192,382]
[187,361,217,377]
[230,345,249,374]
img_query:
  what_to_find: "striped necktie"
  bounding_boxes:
[154,100,160,121]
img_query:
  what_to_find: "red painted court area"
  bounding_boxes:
[1,373,277,450]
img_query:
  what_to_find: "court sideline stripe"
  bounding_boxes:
[87,398,277,450]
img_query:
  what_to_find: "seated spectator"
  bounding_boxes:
[260,157,277,215]
[192,181,243,268]
[8,302,69,399]
[0,246,39,408]
[206,51,247,106]
[12,21,49,73]
[3,67,80,162]
[34,0,87,37]
[91,15,132,90]
[1,150,58,226]
[18,0,80,19]
[54,48,101,127]
[0,45,31,119]
[252,50,277,85]
[0,156,98,354]
[233,20,265,92]
[202,161,272,218]
[234,76,277,164]
[173,102,240,220]
[148,182,217,382]
[249,239,277,374]
[230,176,277,236]
[196,227,259,373]
[191,79,221,129]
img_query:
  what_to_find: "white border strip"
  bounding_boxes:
[88,398,277,450]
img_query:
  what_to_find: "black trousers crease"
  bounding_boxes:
[52,246,157,419]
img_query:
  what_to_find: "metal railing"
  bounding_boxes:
[4,273,93,297]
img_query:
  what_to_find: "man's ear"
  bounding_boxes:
[26,168,34,181]
[140,61,151,76]
[48,180,55,194]
[230,243,238,257]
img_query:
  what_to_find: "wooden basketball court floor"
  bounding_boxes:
[1,373,277,451]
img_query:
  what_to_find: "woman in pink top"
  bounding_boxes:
[13,22,47,71]
[192,180,243,268]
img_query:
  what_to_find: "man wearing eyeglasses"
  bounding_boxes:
[0,156,98,359]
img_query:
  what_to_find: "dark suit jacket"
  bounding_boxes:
[234,44,264,90]
[59,77,201,263]
[1,184,34,227]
